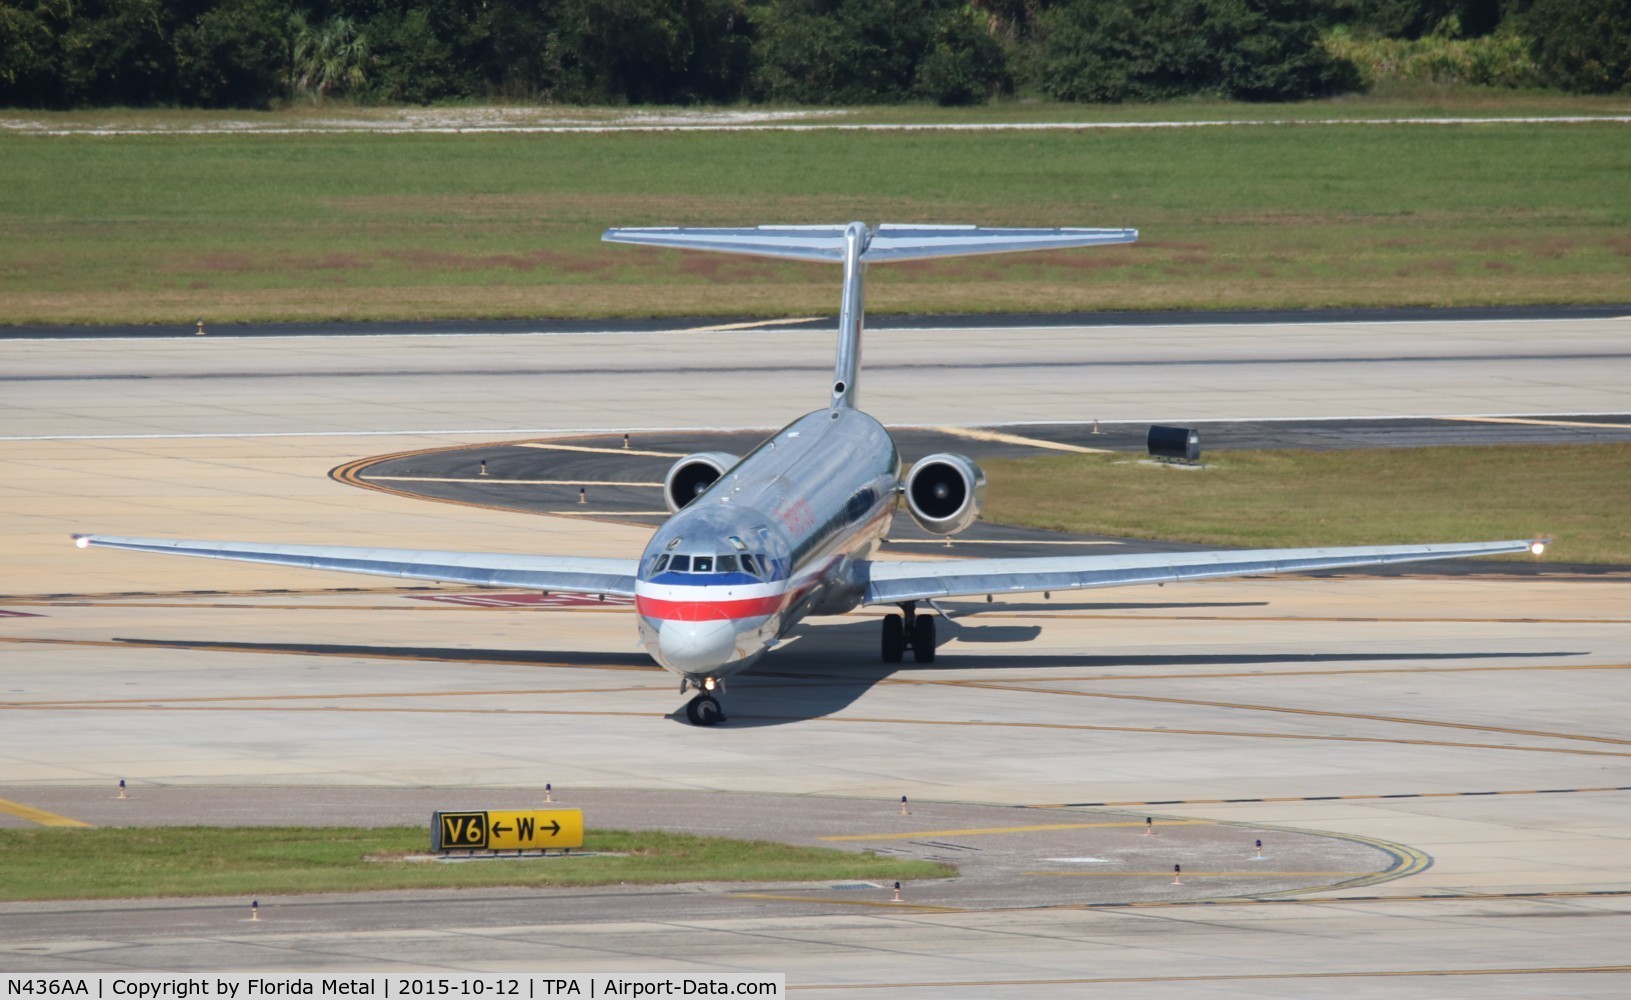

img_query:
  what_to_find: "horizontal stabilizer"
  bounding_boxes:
[863,224,1137,262]
[602,224,1136,264]
[603,225,854,263]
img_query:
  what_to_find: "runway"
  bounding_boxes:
[2,316,1629,993]
[5,314,1631,438]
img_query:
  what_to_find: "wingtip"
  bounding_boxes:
[72,534,91,549]
[1528,538,1550,556]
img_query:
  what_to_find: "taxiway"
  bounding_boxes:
[2,316,1628,994]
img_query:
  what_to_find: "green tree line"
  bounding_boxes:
[1,0,1626,109]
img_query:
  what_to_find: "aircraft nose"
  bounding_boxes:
[657,618,738,673]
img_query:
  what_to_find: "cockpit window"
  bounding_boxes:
[660,551,770,575]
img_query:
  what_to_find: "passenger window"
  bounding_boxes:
[692,556,713,573]
[669,555,690,572]
[716,555,738,573]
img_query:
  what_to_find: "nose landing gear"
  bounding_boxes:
[681,677,727,726]
[685,694,725,725]
[881,601,936,664]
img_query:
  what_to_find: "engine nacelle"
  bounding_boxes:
[663,452,739,513]
[903,452,986,535]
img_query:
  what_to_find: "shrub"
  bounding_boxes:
[175,0,287,108]
[1036,0,1357,103]
[546,0,753,104]
[915,7,1012,105]
[1517,0,1631,94]
[1323,24,1541,88]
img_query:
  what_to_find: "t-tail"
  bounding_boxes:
[602,223,1137,410]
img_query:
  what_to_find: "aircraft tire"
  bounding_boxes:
[911,615,936,664]
[882,615,905,663]
[686,694,726,726]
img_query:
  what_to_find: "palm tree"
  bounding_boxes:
[289,11,369,101]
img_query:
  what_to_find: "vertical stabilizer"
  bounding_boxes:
[602,223,1138,411]
[832,222,868,409]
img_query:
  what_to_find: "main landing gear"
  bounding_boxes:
[881,601,936,664]
[681,678,726,726]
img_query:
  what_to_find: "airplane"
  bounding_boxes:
[74,222,1546,726]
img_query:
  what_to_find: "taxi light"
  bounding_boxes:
[1529,541,1547,556]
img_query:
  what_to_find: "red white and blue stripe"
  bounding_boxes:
[634,572,788,623]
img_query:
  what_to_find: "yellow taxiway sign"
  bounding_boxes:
[433,809,584,851]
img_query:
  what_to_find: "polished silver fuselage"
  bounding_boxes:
[633,407,899,683]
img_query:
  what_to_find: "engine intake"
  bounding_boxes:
[663,452,739,513]
[903,452,986,535]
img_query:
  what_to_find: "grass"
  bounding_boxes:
[1,99,1628,326]
[0,826,956,901]
[983,443,1631,565]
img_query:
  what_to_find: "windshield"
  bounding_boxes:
[652,548,770,575]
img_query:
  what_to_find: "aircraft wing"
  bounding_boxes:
[862,539,1542,605]
[72,535,638,596]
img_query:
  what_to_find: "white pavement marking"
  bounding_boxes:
[7,116,1630,137]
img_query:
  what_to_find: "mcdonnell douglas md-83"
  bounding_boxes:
[75,223,1546,725]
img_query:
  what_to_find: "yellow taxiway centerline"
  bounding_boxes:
[931,425,1113,454]
[518,442,683,458]
[730,893,963,912]
[366,476,663,486]
[1441,416,1631,430]
[1023,870,1368,877]
[0,797,91,828]
[682,317,824,333]
[820,820,1209,842]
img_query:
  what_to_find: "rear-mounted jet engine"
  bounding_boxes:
[663,452,740,513]
[903,452,986,535]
